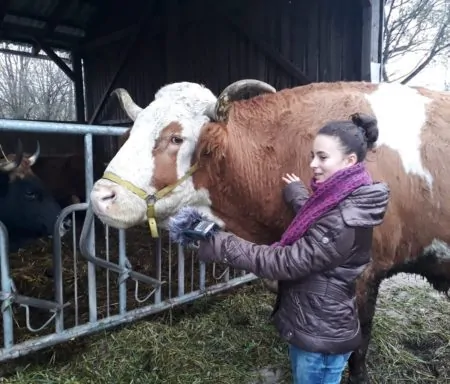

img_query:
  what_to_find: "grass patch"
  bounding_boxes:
[1,283,291,384]
[1,277,450,383]
[367,280,450,383]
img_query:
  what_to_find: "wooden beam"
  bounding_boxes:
[4,10,84,35]
[360,2,372,81]
[72,52,86,122]
[222,14,311,85]
[81,25,138,52]
[43,1,71,35]
[0,47,71,63]
[88,0,158,124]
[165,0,179,82]
[34,38,75,81]
[0,23,81,47]
[0,0,9,28]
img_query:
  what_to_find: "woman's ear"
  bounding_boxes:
[346,153,358,167]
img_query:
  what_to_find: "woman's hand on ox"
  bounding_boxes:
[282,173,300,185]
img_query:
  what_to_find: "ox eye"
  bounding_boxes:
[170,136,184,145]
[25,191,37,200]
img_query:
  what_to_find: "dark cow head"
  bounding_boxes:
[0,140,70,251]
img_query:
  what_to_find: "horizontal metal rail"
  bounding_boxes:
[0,273,257,362]
[0,119,128,136]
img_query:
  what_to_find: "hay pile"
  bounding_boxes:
[3,219,233,345]
[1,273,450,383]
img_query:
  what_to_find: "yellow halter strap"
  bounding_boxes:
[102,163,199,238]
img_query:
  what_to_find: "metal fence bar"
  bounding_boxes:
[177,244,185,297]
[52,204,87,333]
[154,239,162,304]
[118,229,127,314]
[0,273,257,363]
[199,261,206,291]
[0,222,13,349]
[105,225,111,317]
[0,119,128,136]
[0,118,258,365]
[84,133,98,323]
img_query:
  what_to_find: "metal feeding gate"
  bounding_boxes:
[0,119,257,363]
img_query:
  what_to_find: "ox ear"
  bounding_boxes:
[205,79,276,123]
[195,122,228,164]
[111,88,143,121]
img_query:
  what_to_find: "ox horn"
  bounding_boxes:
[205,79,276,122]
[0,139,23,173]
[27,140,40,166]
[111,88,143,121]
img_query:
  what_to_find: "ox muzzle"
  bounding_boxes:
[101,163,199,237]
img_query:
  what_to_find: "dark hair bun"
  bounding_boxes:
[350,113,379,150]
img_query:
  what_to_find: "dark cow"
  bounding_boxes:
[31,153,106,211]
[0,140,70,252]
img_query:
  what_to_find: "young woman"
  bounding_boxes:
[170,113,390,384]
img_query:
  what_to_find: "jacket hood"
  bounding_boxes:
[339,182,390,227]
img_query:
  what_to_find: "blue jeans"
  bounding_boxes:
[289,344,351,384]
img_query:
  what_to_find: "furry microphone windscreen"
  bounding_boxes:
[168,206,208,245]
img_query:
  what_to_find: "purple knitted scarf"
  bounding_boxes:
[273,162,372,247]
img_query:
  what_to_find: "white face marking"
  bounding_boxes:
[365,83,433,187]
[90,82,223,229]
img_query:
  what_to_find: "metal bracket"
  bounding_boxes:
[79,204,165,289]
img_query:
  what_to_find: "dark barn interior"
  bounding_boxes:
[0,0,383,164]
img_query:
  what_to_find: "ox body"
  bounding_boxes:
[89,79,450,383]
[0,141,70,252]
[32,153,106,209]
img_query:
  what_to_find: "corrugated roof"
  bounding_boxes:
[0,0,119,49]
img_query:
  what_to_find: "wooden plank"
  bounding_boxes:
[360,1,372,81]
[222,13,311,85]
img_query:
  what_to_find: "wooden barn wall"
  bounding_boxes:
[83,0,363,160]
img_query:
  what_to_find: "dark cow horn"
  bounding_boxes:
[27,140,40,166]
[0,138,23,173]
[206,79,276,122]
[111,88,143,121]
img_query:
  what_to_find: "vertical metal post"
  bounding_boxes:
[118,229,127,314]
[154,238,162,304]
[84,133,97,322]
[177,245,185,297]
[52,216,65,333]
[0,222,13,348]
[199,261,205,291]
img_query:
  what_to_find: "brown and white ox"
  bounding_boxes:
[89,79,450,383]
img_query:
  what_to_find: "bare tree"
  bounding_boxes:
[383,0,450,84]
[0,43,75,121]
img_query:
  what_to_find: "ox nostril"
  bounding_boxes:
[102,190,116,201]
[96,186,117,202]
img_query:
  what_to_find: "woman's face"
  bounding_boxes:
[310,134,357,183]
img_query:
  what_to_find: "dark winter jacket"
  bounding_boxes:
[197,180,390,354]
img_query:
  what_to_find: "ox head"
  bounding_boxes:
[0,140,70,249]
[90,79,276,231]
